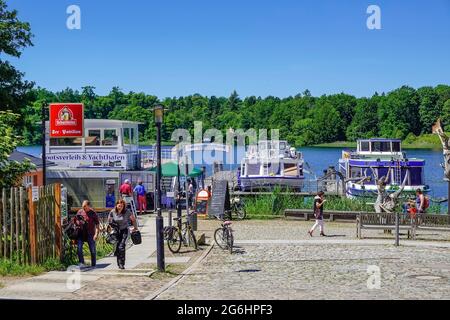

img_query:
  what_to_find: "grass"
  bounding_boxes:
[243,188,444,218]
[0,257,66,277]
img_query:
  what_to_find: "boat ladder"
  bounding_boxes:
[393,162,401,185]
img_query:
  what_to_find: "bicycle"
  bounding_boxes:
[231,196,246,220]
[214,212,234,254]
[164,216,198,253]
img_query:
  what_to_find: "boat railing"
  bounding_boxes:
[140,147,176,168]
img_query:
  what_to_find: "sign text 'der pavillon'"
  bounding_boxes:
[49,103,84,137]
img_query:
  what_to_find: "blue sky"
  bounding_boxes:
[7,0,450,98]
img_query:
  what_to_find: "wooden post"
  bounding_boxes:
[15,188,20,263]
[20,188,26,264]
[54,184,62,260]
[2,189,6,259]
[10,187,14,260]
[0,189,3,259]
[28,187,37,265]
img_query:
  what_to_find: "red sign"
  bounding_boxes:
[49,103,84,138]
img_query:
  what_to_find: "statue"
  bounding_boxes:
[432,119,450,179]
[372,167,409,213]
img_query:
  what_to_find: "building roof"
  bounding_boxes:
[357,138,402,142]
[8,150,55,168]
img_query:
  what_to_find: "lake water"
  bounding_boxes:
[17,145,447,202]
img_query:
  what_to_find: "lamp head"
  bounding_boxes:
[154,105,164,124]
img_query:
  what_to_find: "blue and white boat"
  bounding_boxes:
[338,138,430,198]
[238,140,305,191]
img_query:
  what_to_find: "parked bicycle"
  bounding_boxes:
[214,212,234,253]
[164,215,198,253]
[231,196,246,220]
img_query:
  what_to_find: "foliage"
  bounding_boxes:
[0,111,34,188]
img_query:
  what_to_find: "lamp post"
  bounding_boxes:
[176,138,182,224]
[154,105,165,271]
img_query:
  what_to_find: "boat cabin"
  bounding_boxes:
[356,138,403,156]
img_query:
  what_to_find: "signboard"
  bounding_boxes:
[207,180,230,218]
[49,103,84,137]
[46,152,128,169]
[31,186,39,202]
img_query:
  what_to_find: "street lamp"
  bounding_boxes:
[176,136,182,223]
[154,104,165,271]
[41,102,48,186]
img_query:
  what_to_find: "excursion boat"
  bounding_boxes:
[338,138,429,198]
[45,119,156,209]
[238,140,305,191]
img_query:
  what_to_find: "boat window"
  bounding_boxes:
[50,137,82,146]
[86,130,101,146]
[360,141,370,152]
[409,168,422,185]
[123,128,131,144]
[350,167,362,178]
[279,141,286,150]
[130,128,136,144]
[103,129,118,146]
[392,141,401,152]
[371,141,390,152]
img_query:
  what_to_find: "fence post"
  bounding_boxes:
[28,187,37,265]
[395,211,400,246]
[10,187,14,260]
[15,187,20,263]
[2,189,6,259]
[54,184,62,261]
[20,188,26,264]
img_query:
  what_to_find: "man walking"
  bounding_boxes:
[75,200,100,268]
[119,179,132,198]
[133,180,147,215]
[308,191,327,237]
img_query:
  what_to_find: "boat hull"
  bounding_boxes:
[239,176,305,191]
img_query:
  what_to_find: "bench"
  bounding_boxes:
[284,209,360,222]
[356,213,416,239]
[416,214,450,233]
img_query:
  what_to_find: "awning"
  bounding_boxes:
[148,162,203,177]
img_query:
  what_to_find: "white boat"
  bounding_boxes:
[338,138,430,198]
[45,119,156,209]
[238,140,305,191]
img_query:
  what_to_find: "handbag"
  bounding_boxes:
[131,230,142,245]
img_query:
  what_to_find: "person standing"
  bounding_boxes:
[308,191,327,237]
[133,180,147,215]
[108,199,138,269]
[187,179,194,209]
[74,200,100,268]
[415,189,426,213]
[119,179,132,198]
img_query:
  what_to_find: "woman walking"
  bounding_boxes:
[308,191,327,237]
[108,199,138,269]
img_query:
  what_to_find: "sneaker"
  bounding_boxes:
[118,264,125,270]
[320,232,326,237]
[308,230,313,237]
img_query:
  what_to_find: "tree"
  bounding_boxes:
[0,111,33,188]
[417,86,439,134]
[346,98,379,141]
[0,0,34,115]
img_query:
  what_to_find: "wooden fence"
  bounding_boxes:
[0,184,62,265]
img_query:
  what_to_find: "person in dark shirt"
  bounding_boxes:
[74,200,99,268]
[308,191,327,237]
[108,199,138,269]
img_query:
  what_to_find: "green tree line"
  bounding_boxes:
[15,85,450,147]
[1,0,449,149]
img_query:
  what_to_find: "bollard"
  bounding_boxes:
[395,212,400,246]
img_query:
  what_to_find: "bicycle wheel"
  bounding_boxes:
[214,227,227,250]
[167,229,182,253]
[187,227,198,250]
[226,228,234,253]
[235,204,246,220]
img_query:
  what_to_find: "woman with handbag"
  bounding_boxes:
[308,191,327,237]
[108,199,138,269]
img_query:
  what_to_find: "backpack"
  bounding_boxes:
[423,196,430,209]
[64,220,81,240]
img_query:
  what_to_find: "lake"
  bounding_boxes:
[17,145,447,203]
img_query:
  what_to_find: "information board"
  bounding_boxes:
[207,180,230,218]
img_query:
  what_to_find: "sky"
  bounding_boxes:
[6,0,450,99]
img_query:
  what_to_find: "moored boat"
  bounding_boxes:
[338,138,429,198]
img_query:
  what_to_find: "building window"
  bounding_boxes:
[86,130,101,146]
[103,129,118,146]
[360,141,370,152]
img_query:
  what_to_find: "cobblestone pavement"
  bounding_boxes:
[156,219,450,300]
